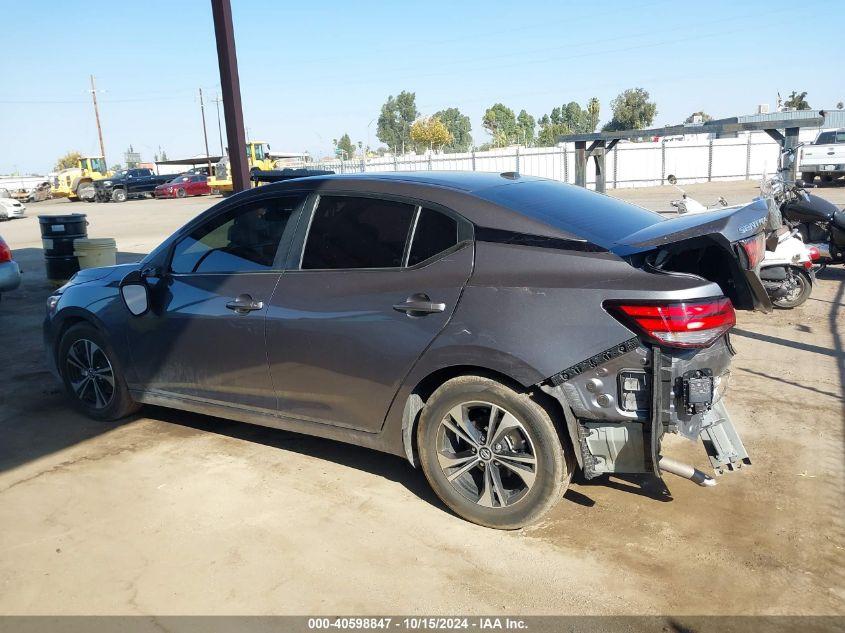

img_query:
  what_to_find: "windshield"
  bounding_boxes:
[169,175,190,183]
[476,179,663,248]
[89,158,106,172]
[112,170,128,178]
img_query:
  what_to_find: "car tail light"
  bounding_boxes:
[0,238,11,263]
[737,233,765,269]
[605,298,736,348]
[808,246,820,261]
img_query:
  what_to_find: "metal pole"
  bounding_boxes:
[574,141,586,188]
[199,88,212,176]
[210,0,249,192]
[89,75,107,167]
[213,94,224,155]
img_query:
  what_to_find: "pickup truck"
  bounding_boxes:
[800,129,845,184]
[94,168,173,202]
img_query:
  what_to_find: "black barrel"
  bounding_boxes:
[39,214,88,282]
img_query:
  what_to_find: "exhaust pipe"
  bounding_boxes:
[658,456,716,487]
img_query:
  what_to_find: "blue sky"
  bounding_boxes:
[1,0,842,174]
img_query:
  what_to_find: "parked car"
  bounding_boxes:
[0,197,26,220]
[94,168,173,202]
[0,235,21,301]
[154,174,211,199]
[44,172,771,528]
[800,129,845,184]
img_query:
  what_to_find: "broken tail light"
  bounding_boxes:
[737,233,765,269]
[605,298,736,348]
[808,246,821,261]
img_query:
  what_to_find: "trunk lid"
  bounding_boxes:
[611,198,773,312]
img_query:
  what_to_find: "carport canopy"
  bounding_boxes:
[558,115,826,193]
[155,155,224,166]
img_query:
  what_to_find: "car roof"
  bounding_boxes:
[291,170,544,192]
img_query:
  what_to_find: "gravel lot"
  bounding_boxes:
[0,181,842,615]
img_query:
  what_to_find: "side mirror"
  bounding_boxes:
[119,269,149,316]
[666,174,678,185]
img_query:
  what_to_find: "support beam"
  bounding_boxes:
[592,141,607,193]
[783,126,800,182]
[574,141,587,188]
[211,0,249,193]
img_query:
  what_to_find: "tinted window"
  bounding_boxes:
[408,208,459,265]
[475,180,662,248]
[171,196,302,274]
[302,196,415,269]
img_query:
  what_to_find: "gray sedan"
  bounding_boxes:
[44,172,770,528]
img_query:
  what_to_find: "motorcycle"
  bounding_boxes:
[665,174,818,309]
[772,144,845,273]
[666,175,728,214]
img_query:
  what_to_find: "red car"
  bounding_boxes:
[154,174,211,199]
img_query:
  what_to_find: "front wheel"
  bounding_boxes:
[772,269,813,309]
[111,188,127,203]
[417,375,571,529]
[77,183,96,202]
[58,323,140,421]
[177,187,187,198]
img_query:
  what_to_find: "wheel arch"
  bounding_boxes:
[51,309,109,369]
[399,363,576,470]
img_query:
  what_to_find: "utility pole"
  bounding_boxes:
[212,94,224,155]
[210,0,249,192]
[89,75,107,167]
[199,88,212,175]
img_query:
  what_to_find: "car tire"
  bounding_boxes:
[177,188,187,198]
[58,323,140,421]
[801,172,815,184]
[111,188,127,203]
[417,375,571,529]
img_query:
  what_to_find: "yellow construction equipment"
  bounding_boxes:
[207,141,274,194]
[51,157,111,202]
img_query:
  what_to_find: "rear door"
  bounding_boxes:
[265,195,474,432]
[126,193,306,410]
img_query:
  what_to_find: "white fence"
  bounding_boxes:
[297,129,822,189]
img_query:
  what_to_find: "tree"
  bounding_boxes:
[55,150,82,171]
[516,110,535,145]
[535,98,600,146]
[110,163,122,172]
[482,103,517,147]
[602,88,657,132]
[433,107,472,152]
[837,101,844,110]
[334,133,356,159]
[410,117,453,152]
[377,91,419,154]
[684,111,712,124]
[784,91,810,110]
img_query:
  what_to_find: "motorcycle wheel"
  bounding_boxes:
[772,270,812,309]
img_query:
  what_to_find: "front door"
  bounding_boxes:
[126,194,306,412]
[266,195,473,432]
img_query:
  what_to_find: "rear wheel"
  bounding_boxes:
[772,269,812,309]
[58,323,140,421]
[417,375,570,529]
[801,172,816,184]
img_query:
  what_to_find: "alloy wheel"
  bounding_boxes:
[65,339,115,409]
[436,401,537,508]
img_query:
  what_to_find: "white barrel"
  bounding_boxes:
[74,238,117,269]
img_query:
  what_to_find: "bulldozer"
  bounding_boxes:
[208,141,275,194]
[51,156,111,202]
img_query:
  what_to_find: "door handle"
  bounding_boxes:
[225,294,264,314]
[393,293,446,316]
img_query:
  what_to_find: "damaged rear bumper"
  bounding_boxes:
[541,336,750,482]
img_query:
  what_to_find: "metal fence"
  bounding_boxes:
[288,128,822,189]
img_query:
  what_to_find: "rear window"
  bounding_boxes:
[815,131,845,144]
[476,180,662,247]
[302,196,415,269]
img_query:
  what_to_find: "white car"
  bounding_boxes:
[0,198,26,220]
[800,129,845,184]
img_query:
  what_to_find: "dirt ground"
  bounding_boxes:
[0,181,842,616]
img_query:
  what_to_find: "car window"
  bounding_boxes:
[301,196,415,270]
[171,196,303,274]
[408,208,459,266]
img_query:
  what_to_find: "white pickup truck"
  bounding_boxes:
[800,129,845,183]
